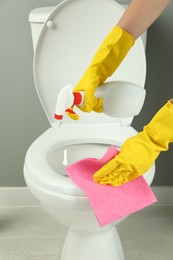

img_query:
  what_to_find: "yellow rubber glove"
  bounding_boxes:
[93,100,173,186]
[67,26,135,119]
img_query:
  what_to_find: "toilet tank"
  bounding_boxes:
[29,7,55,51]
[29,5,147,52]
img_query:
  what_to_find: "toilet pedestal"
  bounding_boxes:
[40,200,125,260]
[61,226,125,260]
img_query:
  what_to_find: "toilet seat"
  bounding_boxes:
[24,124,154,198]
[24,124,135,197]
[33,0,146,126]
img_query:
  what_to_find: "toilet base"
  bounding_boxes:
[61,226,125,260]
[39,201,125,260]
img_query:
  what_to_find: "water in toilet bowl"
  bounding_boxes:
[47,143,116,177]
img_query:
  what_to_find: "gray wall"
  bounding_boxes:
[0,0,173,187]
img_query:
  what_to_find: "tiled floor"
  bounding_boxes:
[0,206,173,259]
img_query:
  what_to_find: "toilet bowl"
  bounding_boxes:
[24,124,155,260]
[24,0,155,259]
[24,124,155,223]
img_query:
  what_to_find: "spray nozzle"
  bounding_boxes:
[54,84,84,124]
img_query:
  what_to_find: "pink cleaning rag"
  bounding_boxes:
[66,146,157,226]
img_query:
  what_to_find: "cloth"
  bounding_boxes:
[66,146,157,226]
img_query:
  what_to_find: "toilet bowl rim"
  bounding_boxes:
[24,124,139,196]
[24,124,155,197]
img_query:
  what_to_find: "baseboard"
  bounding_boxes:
[0,187,39,207]
[0,186,172,207]
[151,186,173,206]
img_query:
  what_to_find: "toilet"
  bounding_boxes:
[24,1,155,259]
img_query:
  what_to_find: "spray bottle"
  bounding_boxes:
[54,81,146,124]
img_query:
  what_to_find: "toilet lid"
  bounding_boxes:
[34,0,146,126]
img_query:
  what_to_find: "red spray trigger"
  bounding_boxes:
[73,92,83,105]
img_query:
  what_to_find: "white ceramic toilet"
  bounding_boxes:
[24,1,155,259]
